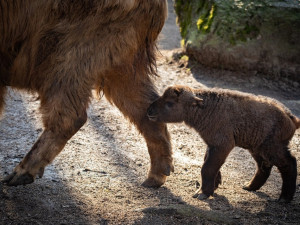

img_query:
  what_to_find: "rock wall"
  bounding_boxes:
[174,0,300,81]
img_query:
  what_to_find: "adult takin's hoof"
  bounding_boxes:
[2,172,34,186]
[141,175,166,188]
[162,163,174,176]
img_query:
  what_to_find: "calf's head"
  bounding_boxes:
[147,85,203,123]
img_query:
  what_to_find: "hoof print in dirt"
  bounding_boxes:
[3,172,34,186]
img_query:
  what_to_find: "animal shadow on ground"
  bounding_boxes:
[87,103,143,186]
[134,188,292,225]
[0,90,107,225]
[88,100,241,224]
[134,186,300,224]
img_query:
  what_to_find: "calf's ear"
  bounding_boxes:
[192,97,203,107]
[173,87,183,97]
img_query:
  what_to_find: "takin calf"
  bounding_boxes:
[0,0,173,187]
[147,85,300,202]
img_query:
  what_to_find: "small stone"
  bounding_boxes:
[233,214,241,219]
[195,181,200,189]
[293,82,299,88]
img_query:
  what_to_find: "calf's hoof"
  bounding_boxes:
[197,193,210,200]
[3,172,34,186]
[192,189,210,200]
[278,195,293,203]
[193,192,209,200]
[242,183,257,191]
[242,186,252,191]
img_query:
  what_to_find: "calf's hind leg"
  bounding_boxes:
[243,153,273,191]
[3,90,88,186]
[275,149,297,203]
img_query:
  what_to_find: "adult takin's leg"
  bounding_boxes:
[193,145,233,200]
[3,89,89,186]
[103,70,173,188]
[275,149,297,203]
[0,86,6,117]
[243,153,273,192]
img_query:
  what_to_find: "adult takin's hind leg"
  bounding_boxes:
[103,70,173,188]
[3,90,88,186]
[140,121,173,187]
[0,86,6,117]
[243,153,273,192]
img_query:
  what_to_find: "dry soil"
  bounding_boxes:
[1,1,300,224]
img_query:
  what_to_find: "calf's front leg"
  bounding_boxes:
[193,145,232,200]
[203,147,222,190]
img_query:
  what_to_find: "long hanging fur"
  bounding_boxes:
[1,0,173,189]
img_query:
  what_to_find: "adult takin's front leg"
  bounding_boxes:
[3,90,88,186]
[193,145,233,200]
[103,71,173,188]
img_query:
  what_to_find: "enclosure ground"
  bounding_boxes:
[1,1,300,224]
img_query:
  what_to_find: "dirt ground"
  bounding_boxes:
[1,1,300,224]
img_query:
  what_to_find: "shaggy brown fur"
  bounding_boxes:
[0,0,174,187]
[147,85,300,202]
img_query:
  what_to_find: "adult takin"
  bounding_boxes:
[147,85,300,202]
[0,0,174,187]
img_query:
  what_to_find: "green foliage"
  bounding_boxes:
[175,0,300,46]
[174,0,193,38]
[215,0,262,44]
[174,0,300,81]
[196,3,216,33]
